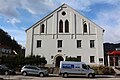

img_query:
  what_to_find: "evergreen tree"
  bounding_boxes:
[0,28,21,53]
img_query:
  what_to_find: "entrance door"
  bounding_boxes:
[55,56,63,67]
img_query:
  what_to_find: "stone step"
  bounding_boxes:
[112,67,120,74]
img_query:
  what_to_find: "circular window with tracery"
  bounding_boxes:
[62,11,66,16]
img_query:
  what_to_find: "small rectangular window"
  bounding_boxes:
[41,24,45,33]
[58,40,62,48]
[99,58,103,63]
[90,40,95,48]
[90,56,95,63]
[37,40,41,48]
[51,56,53,59]
[77,40,81,48]
[58,50,62,52]
[77,56,81,62]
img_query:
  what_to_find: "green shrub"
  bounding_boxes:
[91,65,115,75]
[65,57,80,62]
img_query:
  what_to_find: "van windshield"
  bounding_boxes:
[87,65,91,69]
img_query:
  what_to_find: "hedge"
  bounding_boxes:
[91,65,115,75]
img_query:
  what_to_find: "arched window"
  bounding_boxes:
[65,20,69,33]
[83,23,87,33]
[59,20,63,33]
[41,24,44,33]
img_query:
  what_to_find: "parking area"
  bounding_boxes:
[0,74,120,80]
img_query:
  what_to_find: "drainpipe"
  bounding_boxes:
[108,54,110,66]
[114,53,116,68]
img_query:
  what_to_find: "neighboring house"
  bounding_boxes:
[104,43,120,66]
[107,49,120,66]
[0,44,12,64]
[25,4,104,67]
[0,44,12,55]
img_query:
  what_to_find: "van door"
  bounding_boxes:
[81,64,88,75]
[73,64,83,74]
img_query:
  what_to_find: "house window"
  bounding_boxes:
[62,11,66,16]
[77,40,81,48]
[58,50,62,52]
[37,40,41,48]
[77,56,81,62]
[83,23,87,33]
[90,56,95,63]
[59,20,63,33]
[99,58,103,63]
[65,20,69,33]
[90,40,95,48]
[58,40,62,48]
[51,56,53,59]
[41,24,45,33]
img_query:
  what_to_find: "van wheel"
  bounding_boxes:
[63,73,68,78]
[22,72,27,76]
[39,73,44,77]
[88,73,94,78]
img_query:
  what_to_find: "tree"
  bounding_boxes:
[0,28,22,54]
[24,55,47,66]
[1,55,47,68]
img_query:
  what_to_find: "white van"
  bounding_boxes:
[59,61,95,78]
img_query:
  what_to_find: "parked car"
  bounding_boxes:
[0,65,16,75]
[21,65,48,77]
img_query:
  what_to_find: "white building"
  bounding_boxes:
[25,4,104,67]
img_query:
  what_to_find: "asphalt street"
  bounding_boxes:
[0,74,120,80]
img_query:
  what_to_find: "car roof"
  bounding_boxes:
[23,65,38,67]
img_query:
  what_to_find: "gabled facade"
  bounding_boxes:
[26,4,104,67]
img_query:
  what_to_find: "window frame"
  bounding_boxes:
[90,40,95,48]
[77,40,81,48]
[83,23,87,33]
[77,56,81,62]
[40,24,45,33]
[59,20,63,33]
[65,20,69,33]
[90,56,95,63]
[37,40,42,48]
[57,40,62,48]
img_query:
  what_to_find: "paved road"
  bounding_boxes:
[0,74,120,80]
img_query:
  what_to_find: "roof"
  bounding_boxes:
[26,3,104,32]
[108,50,120,55]
[25,4,66,32]
[0,44,11,49]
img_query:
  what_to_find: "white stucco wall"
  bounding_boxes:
[25,28,33,56]
[26,4,104,66]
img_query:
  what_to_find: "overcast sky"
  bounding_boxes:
[0,0,120,47]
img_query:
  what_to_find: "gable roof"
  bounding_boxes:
[25,4,66,32]
[26,3,104,32]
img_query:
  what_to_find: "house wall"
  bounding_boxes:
[25,27,33,56]
[26,4,104,66]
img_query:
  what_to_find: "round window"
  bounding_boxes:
[62,11,66,16]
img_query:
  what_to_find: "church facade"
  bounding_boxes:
[25,4,104,67]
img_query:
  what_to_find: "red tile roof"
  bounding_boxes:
[108,50,120,55]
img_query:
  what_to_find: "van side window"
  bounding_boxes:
[82,64,87,69]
